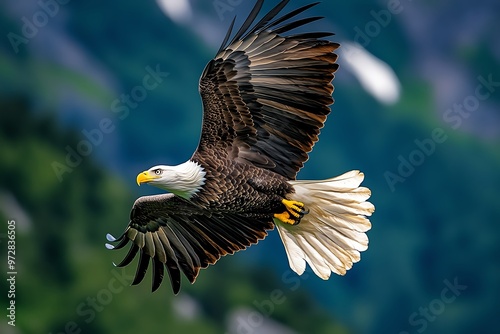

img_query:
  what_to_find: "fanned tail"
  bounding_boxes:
[275,170,374,279]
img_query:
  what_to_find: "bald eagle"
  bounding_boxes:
[106,0,374,294]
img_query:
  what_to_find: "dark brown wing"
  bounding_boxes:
[196,0,339,179]
[107,194,273,294]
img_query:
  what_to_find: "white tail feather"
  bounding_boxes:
[275,170,374,279]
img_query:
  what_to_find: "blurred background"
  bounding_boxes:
[1,0,499,333]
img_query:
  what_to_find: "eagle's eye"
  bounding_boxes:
[154,169,162,175]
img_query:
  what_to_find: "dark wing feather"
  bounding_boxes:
[107,194,273,294]
[196,0,338,180]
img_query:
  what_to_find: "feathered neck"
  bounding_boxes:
[153,161,206,199]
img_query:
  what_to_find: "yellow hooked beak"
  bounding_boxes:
[136,171,159,186]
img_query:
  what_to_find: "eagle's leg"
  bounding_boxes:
[274,199,309,225]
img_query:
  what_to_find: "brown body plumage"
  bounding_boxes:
[191,152,293,216]
[107,0,374,295]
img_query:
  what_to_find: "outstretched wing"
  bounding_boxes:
[196,0,339,180]
[107,194,273,294]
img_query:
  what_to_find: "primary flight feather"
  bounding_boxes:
[106,0,374,295]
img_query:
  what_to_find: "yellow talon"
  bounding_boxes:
[282,199,306,218]
[274,212,296,225]
[274,199,309,225]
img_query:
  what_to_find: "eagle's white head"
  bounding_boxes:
[136,160,206,199]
